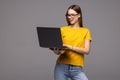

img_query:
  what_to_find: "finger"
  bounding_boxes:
[49,48,54,50]
[53,48,55,50]
[53,48,58,51]
[57,49,60,52]
[63,44,66,46]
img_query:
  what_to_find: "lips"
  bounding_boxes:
[68,18,73,22]
[69,19,74,24]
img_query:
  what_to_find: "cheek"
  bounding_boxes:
[73,18,79,22]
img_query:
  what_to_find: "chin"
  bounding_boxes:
[70,22,75,25]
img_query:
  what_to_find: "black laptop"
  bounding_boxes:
[36,27,63,49]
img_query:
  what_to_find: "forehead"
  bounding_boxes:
[68,9,77,14]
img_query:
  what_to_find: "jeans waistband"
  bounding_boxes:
[68,64,83,71]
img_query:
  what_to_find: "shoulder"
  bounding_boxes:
[80,27,91,32]
[60,25,70,31]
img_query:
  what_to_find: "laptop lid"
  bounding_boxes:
[36,27,63,49]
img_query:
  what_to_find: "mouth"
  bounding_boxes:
[69,19,75,23]
[68,18,74,22]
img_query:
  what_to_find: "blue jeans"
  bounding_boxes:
[54,63,88,80]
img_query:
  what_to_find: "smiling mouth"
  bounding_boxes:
[68,18,74,22]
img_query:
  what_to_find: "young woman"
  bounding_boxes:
[50,5,92,80]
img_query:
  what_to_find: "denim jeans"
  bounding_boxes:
[54,63,88,80]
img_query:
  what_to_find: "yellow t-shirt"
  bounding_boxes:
[57,26,92,66]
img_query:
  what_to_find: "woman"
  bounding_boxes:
[50,5,92,80]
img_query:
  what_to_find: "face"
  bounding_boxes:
[66,9,80,25]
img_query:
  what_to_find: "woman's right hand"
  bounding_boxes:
[49,48,60,55]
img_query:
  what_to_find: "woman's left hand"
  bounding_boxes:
[63,44,72,50]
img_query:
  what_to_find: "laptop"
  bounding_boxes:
[36,27,63,49]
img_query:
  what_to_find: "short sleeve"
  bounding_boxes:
[85,29,92,41]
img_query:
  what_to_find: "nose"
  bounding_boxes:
[68,16,73,20]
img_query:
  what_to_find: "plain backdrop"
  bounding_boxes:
[0,0,120,80]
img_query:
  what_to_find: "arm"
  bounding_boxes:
[63,40,91,55]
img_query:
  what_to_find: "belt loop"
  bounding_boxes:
[68,64,70,70]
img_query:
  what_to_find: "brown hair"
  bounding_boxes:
[66,5,83,27]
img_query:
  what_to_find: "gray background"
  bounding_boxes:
[0,0,120,80]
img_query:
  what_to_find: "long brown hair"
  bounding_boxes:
[66,5,83,27]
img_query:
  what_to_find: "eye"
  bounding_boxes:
[66,14,78,17]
